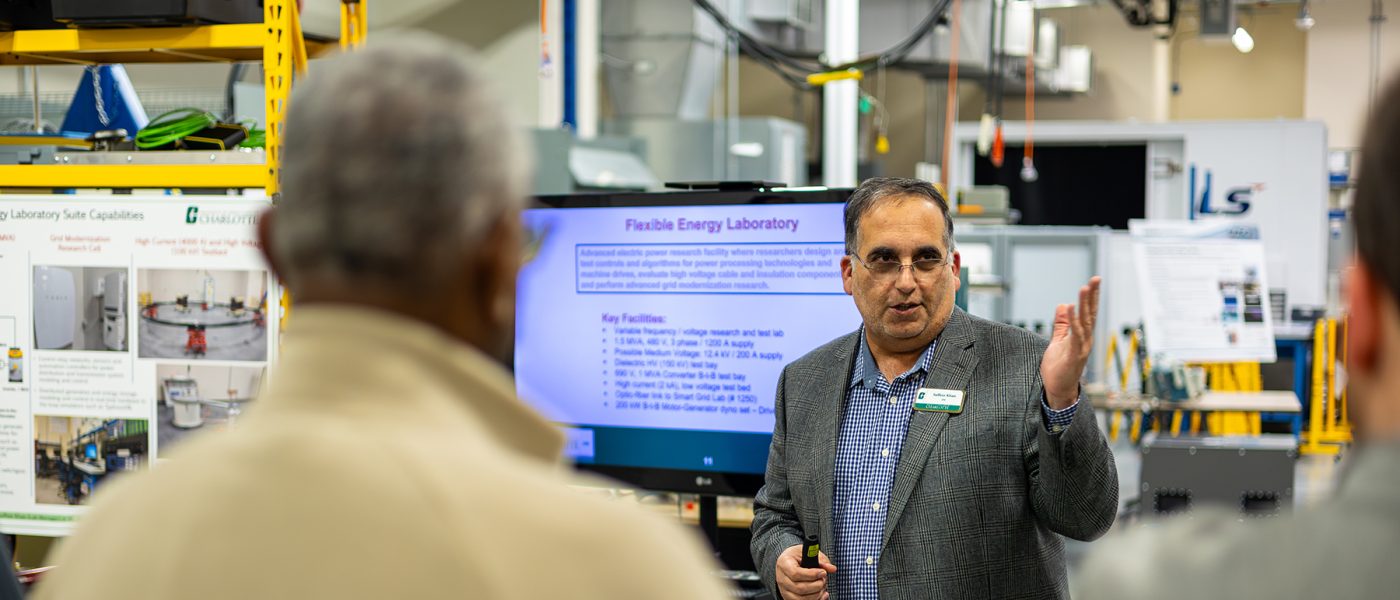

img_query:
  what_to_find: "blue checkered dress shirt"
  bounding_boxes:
[830,332,1077,599]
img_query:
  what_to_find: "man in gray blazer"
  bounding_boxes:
[751,177,1118,600]
[1075,77,1400,600]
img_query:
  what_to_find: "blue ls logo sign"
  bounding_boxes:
[1190,165,1261,217]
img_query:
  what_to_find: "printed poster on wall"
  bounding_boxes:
[0,195,277,536]
[1130,219,1276,364]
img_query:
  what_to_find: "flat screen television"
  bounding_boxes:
[515,187,862,495]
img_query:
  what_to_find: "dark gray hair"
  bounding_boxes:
[843,177,955,256]
[271,33,529,293]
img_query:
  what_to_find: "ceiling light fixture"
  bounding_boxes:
[1232,26,1255,53]
[1296,0,1316,31]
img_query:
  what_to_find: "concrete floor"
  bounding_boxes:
[34,475,68,506]
[156,401,241,457]
[137,306,267,361]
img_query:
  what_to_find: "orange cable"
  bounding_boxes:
[940,0,963,190]
[1024,17,1035,161]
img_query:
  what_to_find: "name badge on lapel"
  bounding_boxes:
[913,388,964,414]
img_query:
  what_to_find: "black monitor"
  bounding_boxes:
[514,187,858,495]
[972,144,1148,229]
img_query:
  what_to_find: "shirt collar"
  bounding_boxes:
[850,327,938,389]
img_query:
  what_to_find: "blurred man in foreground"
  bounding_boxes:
[36,34,729,600]
[1076,76,1400,599]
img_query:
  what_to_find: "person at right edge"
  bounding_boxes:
[751,177,1119,600]
[1074,76,1400,599]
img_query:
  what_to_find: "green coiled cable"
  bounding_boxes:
[135,108,217,150]
[237,119,266,149]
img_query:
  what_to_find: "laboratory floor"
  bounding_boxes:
[156,401,241,458]
[34,475,66,506]
[137,316,267,361]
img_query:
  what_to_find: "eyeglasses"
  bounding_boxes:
[850,254,948,280]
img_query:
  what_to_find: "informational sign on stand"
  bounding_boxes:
[1131,220,1276,364]
[0,195,276,536]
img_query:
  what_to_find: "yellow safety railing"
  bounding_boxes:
[1103,328,1150,443]
[1104,320,1351,443]
[1135,353,1151,441]
[340,0,368,49]
[1301,317,1352,455]
[1181,362,1262,436]
[1104,334,1122,441]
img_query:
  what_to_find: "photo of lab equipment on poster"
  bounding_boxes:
[32,266,130,352]
[34,416,149,506]
[1,317,21,383]
[155,363,263,456]
[136,269,268,361]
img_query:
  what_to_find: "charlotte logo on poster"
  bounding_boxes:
[184,206,258,226]
[1190,164,1265,217]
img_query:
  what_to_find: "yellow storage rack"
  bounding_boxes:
[0,0,367,194]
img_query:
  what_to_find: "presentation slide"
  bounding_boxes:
[515,202,863,473]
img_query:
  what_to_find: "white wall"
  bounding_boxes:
[138,269,264,306]
[1304,0,1400,149]
[472,24,541,130]
[155,364,263,402]
[35,416,79,446]
[1015,4,1161,122]
[406,0,539,127]
[1171,5,1307,120]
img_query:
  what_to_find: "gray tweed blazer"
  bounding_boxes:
[751,307,1118,599]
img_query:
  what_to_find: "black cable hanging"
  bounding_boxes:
[1111,0,1178,28]
[692,0,953,89]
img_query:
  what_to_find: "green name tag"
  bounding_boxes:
[913,388,964,413]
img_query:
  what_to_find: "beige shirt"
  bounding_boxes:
[35,306,731,599]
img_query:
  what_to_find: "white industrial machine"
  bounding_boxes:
[164,377,204,429]
[101,272,127,351]
[33,267,76,350]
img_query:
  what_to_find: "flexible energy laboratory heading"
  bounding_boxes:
[624,216,800,234]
